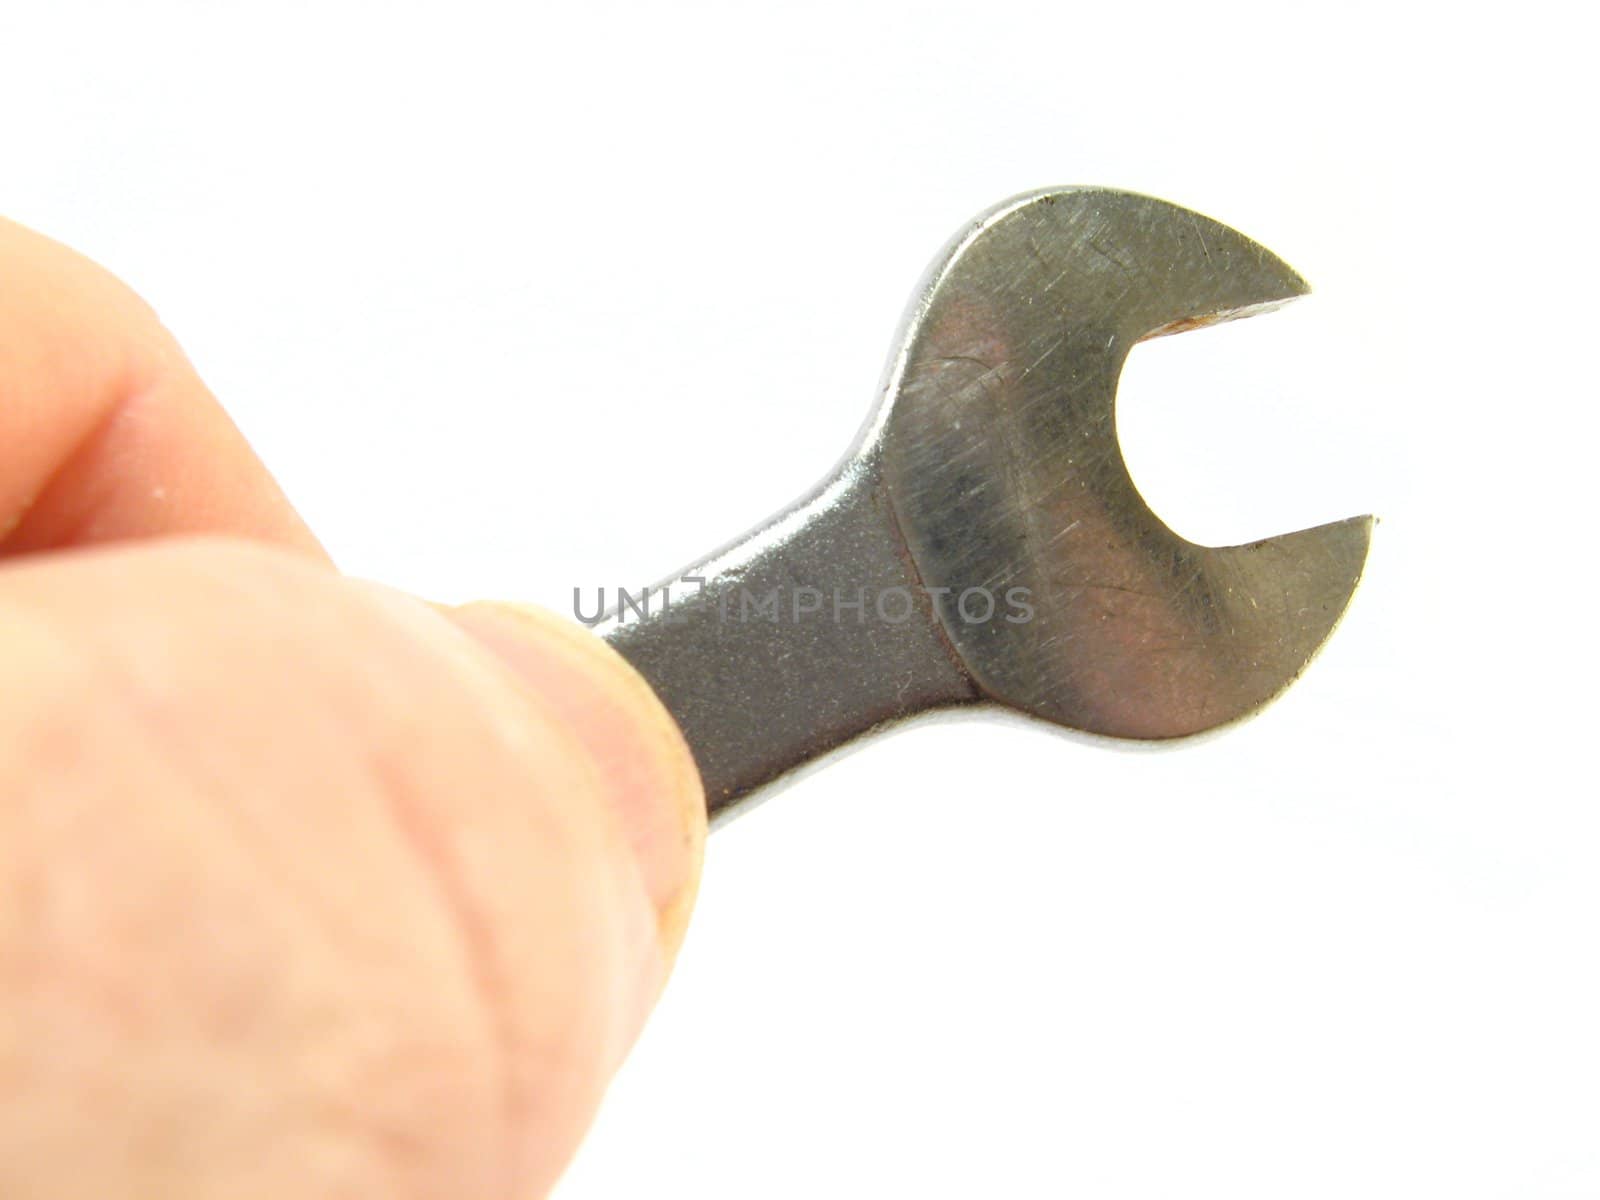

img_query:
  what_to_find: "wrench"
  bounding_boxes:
[597,187,1371,823]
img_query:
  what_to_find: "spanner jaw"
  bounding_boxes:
[875,188,1371,741]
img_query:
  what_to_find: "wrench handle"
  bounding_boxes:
[599,467,974,824]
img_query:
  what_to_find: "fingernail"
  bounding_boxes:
[447,602,705,950]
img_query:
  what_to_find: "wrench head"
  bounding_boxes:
[875,188,1371,738]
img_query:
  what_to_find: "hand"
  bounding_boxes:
[0,217,705,1198]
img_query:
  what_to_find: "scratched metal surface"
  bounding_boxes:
[603,188,1372,821]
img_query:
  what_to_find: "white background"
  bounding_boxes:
[3,2,1595,1195]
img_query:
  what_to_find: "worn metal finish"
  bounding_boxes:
[600,187,1371,824]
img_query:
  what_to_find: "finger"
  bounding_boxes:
[449,603,704,950]
[0,217,326,559]
[0,537,704,1199]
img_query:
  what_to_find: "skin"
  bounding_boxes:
[0,216,706,1198]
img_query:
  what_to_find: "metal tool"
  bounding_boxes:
[598,187,1370,823]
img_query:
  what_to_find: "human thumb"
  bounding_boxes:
[0,537,704,1198]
